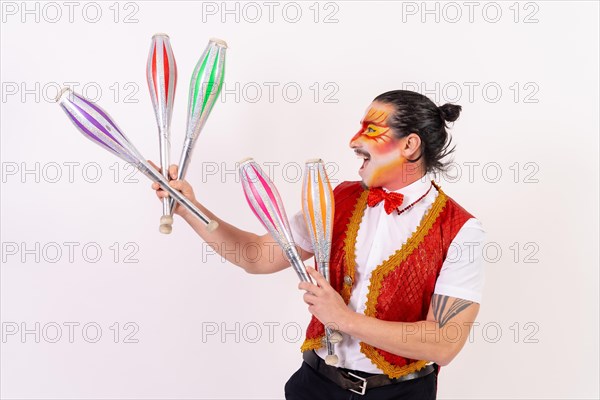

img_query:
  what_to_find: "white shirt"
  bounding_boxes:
[289,175,486,373]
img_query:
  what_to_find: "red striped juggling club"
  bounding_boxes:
[147,33,178,233]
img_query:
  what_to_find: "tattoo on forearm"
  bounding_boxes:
[431,295,473,328]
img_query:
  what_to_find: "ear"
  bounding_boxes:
[402,133,422,160]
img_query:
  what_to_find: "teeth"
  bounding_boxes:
[354,151,369,160]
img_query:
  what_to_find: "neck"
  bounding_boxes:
[382,165,427,191]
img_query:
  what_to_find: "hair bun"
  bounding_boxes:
[439,103,462,123]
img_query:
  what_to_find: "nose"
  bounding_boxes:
[349,131,362,148]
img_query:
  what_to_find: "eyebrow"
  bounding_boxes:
[361,108,389,126]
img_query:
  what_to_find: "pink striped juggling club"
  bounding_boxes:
[146,33,178,234]
[55,88,218,232]
[302,159,342,365]
[239,158,313,283]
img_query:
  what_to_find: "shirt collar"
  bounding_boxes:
[382,174,432,204]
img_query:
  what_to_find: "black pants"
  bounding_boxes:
[284,361,438,400]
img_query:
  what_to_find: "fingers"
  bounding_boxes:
[148,161,164,194]
[169,180,184,190]
[151,179,167,200]
[147,161,180,181]
[148,162,180,209]
[152,180,184,191]
[168,164,179,180]
[307,267,329,288]
[298,281,322,294]
[148,163,191,209]
[154,186,169,199]
[303,292,318,306]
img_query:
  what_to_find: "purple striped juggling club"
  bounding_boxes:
[239,158,313,283]
[147,33,178,233]
[55,87,218,232]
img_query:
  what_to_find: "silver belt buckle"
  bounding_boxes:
[347,371,367,395]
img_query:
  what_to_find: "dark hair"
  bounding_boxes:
[373,90,462,173]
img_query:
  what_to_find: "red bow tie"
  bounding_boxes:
[367,187,404,214]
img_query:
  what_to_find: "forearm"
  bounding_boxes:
[300,266,480,366]
[180,200,290,274]
[340,313,460,366]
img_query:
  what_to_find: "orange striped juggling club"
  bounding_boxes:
[302,159,341,365]
[302,159,334,282]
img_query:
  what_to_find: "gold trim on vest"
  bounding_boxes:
[300,181,459,379]
[341,189,369,303]
[343,183,448,378]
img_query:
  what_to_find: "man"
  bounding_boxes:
[152,90,485,399]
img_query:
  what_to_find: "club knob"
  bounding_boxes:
[325,354,339,366]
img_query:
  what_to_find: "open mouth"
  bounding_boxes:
[354,149,371,171]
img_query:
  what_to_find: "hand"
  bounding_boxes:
[299,267,354,331]
[148,161,197,219]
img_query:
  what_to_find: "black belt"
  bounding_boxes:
[302,350,437,395]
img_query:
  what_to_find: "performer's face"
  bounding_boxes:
[349,101,406,188]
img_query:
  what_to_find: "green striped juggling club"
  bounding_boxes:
[161,38,227,233]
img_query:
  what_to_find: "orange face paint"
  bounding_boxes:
[350,107,391,144]
[350,102,406,189]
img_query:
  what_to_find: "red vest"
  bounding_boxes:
[301,181,473,378]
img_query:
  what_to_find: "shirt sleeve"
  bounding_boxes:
[434,218,486,304]
[289,210,314,254]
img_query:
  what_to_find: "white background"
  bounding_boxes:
[1,1,598,399]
